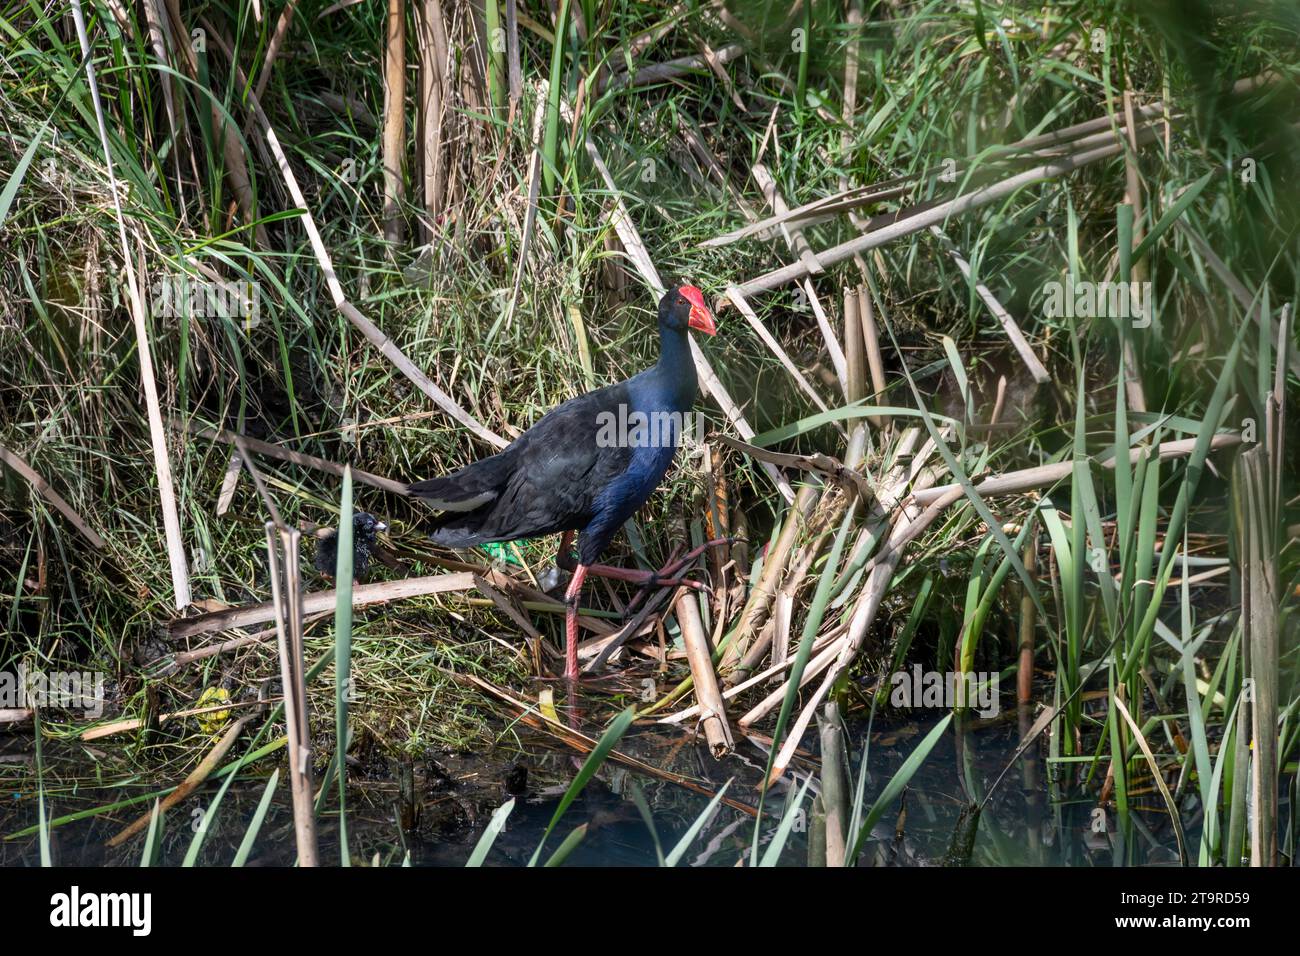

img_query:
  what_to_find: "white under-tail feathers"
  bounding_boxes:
[412,491,497,512]
[408,451,514,511]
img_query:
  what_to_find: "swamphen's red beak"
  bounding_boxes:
[680,284,717,336]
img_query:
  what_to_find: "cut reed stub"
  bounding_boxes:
[675,590,733,758]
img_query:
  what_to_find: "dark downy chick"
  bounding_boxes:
[314,512,388,580]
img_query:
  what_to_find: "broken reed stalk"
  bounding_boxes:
[381,0,406,243]
[818,700,850,866]
[416,0,449,236]
[69,0,191,608]
[661,624,848,725]
[747,163,848,397]
[675,590,733,757]
[264,522,319,867]
[1234,446,1278,866]
[734,478,857,679]
[187,421,409,494]
[843,286,866,404]
[702,179,915,248]
[726,285,832,414]
[728,131,1156,298]
[741,536,816,675]
[751,163,823,275]
[825,425,928,603]
[1017,530,1038,706]
[0,444,107,550]
[808,794,828,867]
[739,634,845,728]
[704,443,731,586]
[169,571,478,639]
[912,433,1242,505]
[856,284,888,425]
[1233,310,1287,866]
[721,482,820,676]
[599,43,744,92]
[712,434,874,501]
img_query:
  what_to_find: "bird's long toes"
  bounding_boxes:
[637,573,712,600]
[666,575,712,595]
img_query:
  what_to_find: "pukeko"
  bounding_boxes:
[409,283,719,681]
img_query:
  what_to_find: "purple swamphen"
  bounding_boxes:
[409,283,721,681]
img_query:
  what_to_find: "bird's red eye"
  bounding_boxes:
[677,297,686,305]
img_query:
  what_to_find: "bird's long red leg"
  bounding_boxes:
[559,539,730,679]
[581,537,733,589]
[563,563,587,683]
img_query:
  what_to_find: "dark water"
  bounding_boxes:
[0,700,1191,867]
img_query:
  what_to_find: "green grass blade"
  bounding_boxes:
[34,708,51,867]
[183,738,245,867]
[466,798,515,867]
[848,714,953,862]
[758,773,814,867]
[541,0,570,195]
[543,824,587,867]
[1130,171,1213,264]
[232,769,280,867]
[528,705,635,866]
[629,783,665,866]
[665,780,732,867]
[139,800,164,867]
[0,121,49,228]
